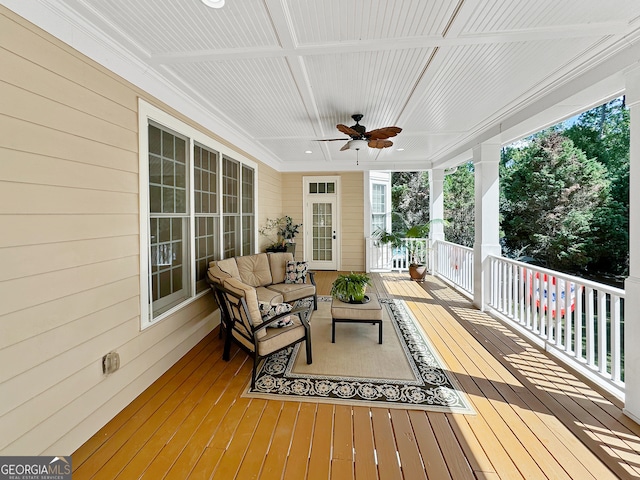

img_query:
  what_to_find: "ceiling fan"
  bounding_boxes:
[319,114,402,151]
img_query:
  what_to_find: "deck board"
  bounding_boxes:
[353,406,378,480]
[71,271,640,479]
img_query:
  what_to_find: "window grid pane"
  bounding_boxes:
[372,184,386,214]
[223,216,239,258]
[195,215,219,292]
[223,157,239,214]
[194,144,218,215]
[312,202,332,261]
[149,217,187,306]
[242,165,255,255]
[148,124,189,316]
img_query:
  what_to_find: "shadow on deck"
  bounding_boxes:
[72,272,640,479]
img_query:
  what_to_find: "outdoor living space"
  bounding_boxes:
[71,271,640,480]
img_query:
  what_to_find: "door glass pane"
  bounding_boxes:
[312,202,332,261]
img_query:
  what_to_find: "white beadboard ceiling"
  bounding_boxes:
[6,0,640,171]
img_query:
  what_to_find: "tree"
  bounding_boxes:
[501,132,609,272]
[563,97,629,275]
[391,171,430,232]
[443,163,475,247]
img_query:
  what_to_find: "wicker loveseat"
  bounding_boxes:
[207,252,317,310]
[206,252,317,376]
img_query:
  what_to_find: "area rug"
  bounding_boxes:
[242,296,474,414]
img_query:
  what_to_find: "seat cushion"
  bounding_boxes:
[257,315,306,356]
[266,282,316,303]
[236,253,272,287]
[216,258,241,281]
[331,294,383,321]
[285,261,308,284]
[255,286,284,305]
[268,252,294,284]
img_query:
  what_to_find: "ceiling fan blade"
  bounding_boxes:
[368,139,393,149]
[339,142,351,151]
[366,126,402,140]
[315,138,349,142]
[337,124,361,138]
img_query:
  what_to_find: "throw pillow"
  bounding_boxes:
[285,260,308,284]
[258,301,293,328]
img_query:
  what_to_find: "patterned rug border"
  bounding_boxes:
[242,296,475,414]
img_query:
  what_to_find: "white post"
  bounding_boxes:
[429,169,445,272]
[473,142,501,311]
[624,69,640,423]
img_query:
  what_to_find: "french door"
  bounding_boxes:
[304,177,340,270]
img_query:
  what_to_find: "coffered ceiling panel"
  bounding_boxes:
[170,57,313,139]
[288,0,456,44]
[69,0,278,54]
[406,36,603,136]
[460,0,639,34]
[8,0,640,171]
[304,48,435,137]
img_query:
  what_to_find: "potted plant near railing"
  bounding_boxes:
[373,223,431,282]
[330,272,372,303]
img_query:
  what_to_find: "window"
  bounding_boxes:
[194,143,219,293]
[223,156,240,258]
[371,183,387,233]
[242,165,255,255]
[148,124,190,315]
[140,100,257,327]
[309,181,335,194]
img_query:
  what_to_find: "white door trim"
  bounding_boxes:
[303,176,341,270]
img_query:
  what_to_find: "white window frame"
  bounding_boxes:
[365,171,392,237]
[138,99,258,329]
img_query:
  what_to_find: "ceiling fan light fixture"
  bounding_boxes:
[201,0,225,8]
[348,139,368,151]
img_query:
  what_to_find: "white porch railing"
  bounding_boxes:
[420,240,626,399]
[434,240,474,295]
[368,238,626,397]
[366,237,429,272]
[488,255,625,397]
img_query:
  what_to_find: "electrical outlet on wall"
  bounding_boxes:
[102,351,120,374]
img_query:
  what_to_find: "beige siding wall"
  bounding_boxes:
[281,172,365,270]
[0,8,281,455]
[257,164,283,252]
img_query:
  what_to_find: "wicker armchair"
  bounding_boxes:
[215,280,312,388]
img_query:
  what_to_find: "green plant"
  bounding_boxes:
[372,222,434,265]
[330,272,372,303]
[259,216,302,249]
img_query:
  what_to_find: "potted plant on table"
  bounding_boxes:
[260,216,302,253]
[330,272,372,303]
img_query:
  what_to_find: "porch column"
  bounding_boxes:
[429,169,445,271]
[473,142,501,311]
[624,69,640,422]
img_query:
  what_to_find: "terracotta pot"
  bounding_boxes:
[409,264,428,282]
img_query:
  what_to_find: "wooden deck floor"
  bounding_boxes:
[72,272,640,479]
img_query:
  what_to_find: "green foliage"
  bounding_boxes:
[391,172,430,232]
[387,98,629,278]
[444,163,475,247]
[563,98,629,275]
[330,272,372,302]
[259,216,302,249]
[501,132,609,271]
[372,221,434,265]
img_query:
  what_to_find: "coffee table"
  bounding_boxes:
[330,293,383,344]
